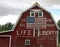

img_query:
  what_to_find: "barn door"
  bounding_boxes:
[0,36,10,47]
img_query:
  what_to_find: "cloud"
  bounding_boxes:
[52,5,60,9]
[0,0,60,16]
[0,0,60,24]
[44,5,60,10]
[0,7,21,16]
[44,5,60,16]
[0,14,19,25]
[0,0,35,16]
[38,0,60,5]
[0,0,35,9]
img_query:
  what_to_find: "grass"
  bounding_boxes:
[58,44,60,47]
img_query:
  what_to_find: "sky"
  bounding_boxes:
[0,0,60,25]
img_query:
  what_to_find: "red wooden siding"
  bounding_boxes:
[0,37,9,47]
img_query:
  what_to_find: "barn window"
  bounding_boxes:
[30,11,35,17]
[38,12,43,17]
[25,39,30,45]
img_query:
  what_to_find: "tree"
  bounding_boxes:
[0,25,1,31]
[0,22,14,31]
[57,20,60,28]
[58,30,60,43]
[57,20,60,43]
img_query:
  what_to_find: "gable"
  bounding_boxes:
[11,3,58,37]
[14,4,58,30]
[0,3,58,33]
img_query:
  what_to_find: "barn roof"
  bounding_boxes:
[0,2,59,33]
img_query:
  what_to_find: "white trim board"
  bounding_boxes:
[0,35,11,47]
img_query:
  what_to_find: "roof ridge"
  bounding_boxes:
[33,2,40,6]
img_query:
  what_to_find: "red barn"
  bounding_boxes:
[0,3,58,47]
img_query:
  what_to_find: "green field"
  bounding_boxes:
[58,44,60,47]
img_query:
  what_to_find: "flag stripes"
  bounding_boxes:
[27,17,46,28]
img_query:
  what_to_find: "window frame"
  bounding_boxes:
[30,11,35,17]
[38,11,43,17]
[25,39,30,45]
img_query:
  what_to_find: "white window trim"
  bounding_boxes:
[38,12,43,17]
[0,35,11,47]
[30,11,35,17]
[25,39,30,45]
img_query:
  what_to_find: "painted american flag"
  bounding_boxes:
[26,17,46,29]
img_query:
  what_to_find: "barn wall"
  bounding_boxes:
[0,4,58,47]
